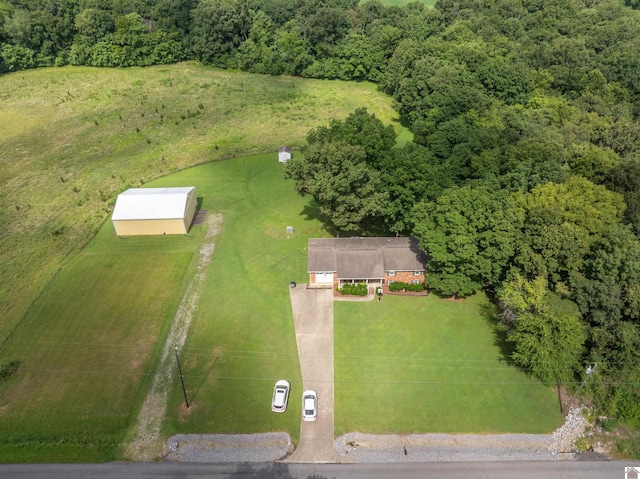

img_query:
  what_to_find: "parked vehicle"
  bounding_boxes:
[302,390,317,421]
[272,380,290,413]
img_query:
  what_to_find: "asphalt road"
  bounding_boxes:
[0,461,635,479]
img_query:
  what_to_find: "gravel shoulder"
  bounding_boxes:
[335,432,557,462]
[334,407,598,463]
[159,407,606,463]
[163,433,293,463]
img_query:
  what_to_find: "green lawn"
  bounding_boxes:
[335,294,564,435]
[0,231,201,462]
[155,154,325,443]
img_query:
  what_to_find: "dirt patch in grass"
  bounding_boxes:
[123,213,222,461]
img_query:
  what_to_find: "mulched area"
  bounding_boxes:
[191,209,207,226]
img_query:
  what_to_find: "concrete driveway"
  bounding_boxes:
[285,286,345,463]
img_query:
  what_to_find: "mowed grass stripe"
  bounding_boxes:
[0,249,194,462]
[334,294,563,435]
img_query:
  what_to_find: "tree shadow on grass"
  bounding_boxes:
[300,201,338,237]
[233,463,331,479]
[189,356,219,403]
[478,296,516,366]
[299,200,394,238]
[480,290,565,413]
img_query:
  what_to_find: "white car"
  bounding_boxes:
[302,390,317,421]
[271,380,290,413]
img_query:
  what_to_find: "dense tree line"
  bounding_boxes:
[282,0,640,453]
[3,0,640,456]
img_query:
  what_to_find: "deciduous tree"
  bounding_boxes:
[412,184,524,297]
[283,141,387,232]
[508,292,586,386]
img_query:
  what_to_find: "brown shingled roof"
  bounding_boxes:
[308,237,426,279]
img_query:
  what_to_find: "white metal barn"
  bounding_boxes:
[111,187,197,236]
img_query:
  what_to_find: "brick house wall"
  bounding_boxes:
[384,270,424,285]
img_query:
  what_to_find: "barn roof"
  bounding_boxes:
[112,187,195,221]
[308,237,426,278]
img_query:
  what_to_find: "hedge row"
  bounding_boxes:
[338,283,368,296]
[388,281,425,292]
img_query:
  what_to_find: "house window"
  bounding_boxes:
[412,280,420,285]
[388,271,396,276]
[413,271,422,276]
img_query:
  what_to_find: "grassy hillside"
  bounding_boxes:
[0,63,398,346]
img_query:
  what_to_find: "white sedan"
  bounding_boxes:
[271,380,290,413]
[302,390,317,421]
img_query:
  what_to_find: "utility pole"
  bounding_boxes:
[565,363,597,413]
[174,347,190,409]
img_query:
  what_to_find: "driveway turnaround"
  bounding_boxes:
[286,286,345,463]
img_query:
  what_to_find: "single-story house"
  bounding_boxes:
[111,187,197,236]
[308,237,427,289]
[278,146,292,163]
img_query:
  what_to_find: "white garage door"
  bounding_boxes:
[315,272,333,283]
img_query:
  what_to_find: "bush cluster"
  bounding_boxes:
[338,283,368,296]
[0,360,20,383]
[388,282,425,293]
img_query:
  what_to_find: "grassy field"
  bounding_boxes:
[0,63,398,351]
[153,155,325,442]
[0,64,396,461]
[335,294,564,435]
[0,152,324,461]
[0,230,201,461]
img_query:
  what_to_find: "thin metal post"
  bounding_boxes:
[174,347,190,409]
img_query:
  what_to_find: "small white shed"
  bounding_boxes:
[278,146,292,163]
[111,187,197,236]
